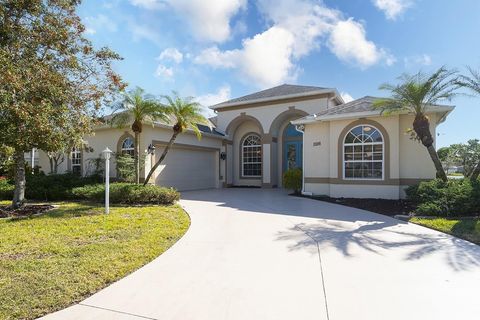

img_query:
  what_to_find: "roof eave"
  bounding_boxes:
[291,104,456,125]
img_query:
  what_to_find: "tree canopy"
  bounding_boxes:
[0,0,124,154]
[0,0,124,207]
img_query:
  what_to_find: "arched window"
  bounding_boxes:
[121,137,135,157]
[344,125,384,179]
[242,134,262,177]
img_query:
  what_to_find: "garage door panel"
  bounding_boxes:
[155,147,216,191]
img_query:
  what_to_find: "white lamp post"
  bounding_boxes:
[102,147,112,214]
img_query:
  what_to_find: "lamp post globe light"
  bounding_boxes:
[102,147,112,214]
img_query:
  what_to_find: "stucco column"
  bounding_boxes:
[261,134,277,188]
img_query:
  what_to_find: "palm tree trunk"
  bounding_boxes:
[143,132,179,186]
[134,131,140,184]
[12,150,26,209]
[426,145,448,182]
[471,162,480,181]
[413,114,448,182]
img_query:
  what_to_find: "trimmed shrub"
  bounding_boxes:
[406,179,480,217]
[0,178,14,200]
[283,168,302,194]
[72,183,180,205]
[25,173,102,201]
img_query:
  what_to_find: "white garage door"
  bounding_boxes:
[155,147,217,191]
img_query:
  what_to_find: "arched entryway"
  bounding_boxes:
[282,123,303,173]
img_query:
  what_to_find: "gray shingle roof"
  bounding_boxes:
[314,96,377,117]
[216,84,328,105]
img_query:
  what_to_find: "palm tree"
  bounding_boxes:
[143,92,211,186]
[111,87,167,184]
[373,67,458,182]
[456,66,480,181]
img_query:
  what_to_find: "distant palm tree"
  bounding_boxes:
[143,92,211,186]
[373,67,458,182]
[111,87,167,184]
[456,66,480,181]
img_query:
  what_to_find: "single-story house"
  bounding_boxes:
[37,84,454,199]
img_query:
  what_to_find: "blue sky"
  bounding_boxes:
[78,0,480,148]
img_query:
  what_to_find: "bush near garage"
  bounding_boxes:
[72,183,180,205]
[406,178,480,217]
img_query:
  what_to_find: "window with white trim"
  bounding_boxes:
[343,125,384,180]
[242,134,262,177]
[71,147,82,175]
[121,137,135,157]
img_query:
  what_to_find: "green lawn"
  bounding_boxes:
[410,217,480,245]
[0,201,189,320]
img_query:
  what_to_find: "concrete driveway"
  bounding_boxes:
[42,188,480,320]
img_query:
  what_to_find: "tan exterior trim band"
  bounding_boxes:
[304,177,431,186]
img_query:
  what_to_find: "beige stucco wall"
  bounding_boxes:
[398,114,437,179]
[216,97,334,135]
[302,113,440,199]
[217,96,338,188]
[37,125,224,187]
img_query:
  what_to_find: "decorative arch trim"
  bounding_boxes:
[225,114,264,136]
[268,108,309,135]
[337,119,391,181]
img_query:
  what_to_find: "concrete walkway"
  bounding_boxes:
[41,189,480,320]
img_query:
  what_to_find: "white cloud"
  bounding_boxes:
[155,64,174,78]
[194,0,394,87]
[194,47,239,69]
[328,19,394,68]
[158,48,183,64]
[84,14,117,35]
[129,21,161,45]
[257,0,339,58]
[341,92,354,103]
[372,0,413,20]
[129,0,165,10]
[196,85,231,107]
[404,54,432,68]
[166,0,247,43]
[195,27,297,88]
[238,27,297,87]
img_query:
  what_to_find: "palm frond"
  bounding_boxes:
[376,67,458,117]
[456,66,480,95]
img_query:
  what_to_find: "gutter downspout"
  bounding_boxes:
[295,124,310,195]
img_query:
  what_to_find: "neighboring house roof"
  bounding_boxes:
[211,84,343,109]
[292,96,455,125]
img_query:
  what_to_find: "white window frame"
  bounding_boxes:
[343,125,384,181]
[71,147,82,174]
[241,134,262,178]
[121,137,135,157]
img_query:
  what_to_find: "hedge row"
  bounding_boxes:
[72,183,179,205]
[406,179,480,217]
[0,174,179,205]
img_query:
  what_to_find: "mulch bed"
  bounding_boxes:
[302,195,416,217]
[0,205,54,218]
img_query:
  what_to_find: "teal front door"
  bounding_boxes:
[284,141,303,171]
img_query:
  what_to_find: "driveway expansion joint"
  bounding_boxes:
[78,303,159,320]
[292,222,331,320]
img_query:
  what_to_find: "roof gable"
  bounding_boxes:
[211,84,340,110]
